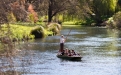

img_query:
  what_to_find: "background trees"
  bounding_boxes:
[47,0,70,22]
[0,0,121,26]
[92,0,117,25]
[35,0,78,22]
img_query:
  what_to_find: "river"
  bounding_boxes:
[0,26,121,75]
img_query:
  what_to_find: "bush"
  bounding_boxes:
[106,12,121,29]
[31,26,45,38]
[113,12,121,29]
[106,17,115,29]
[47,23,61,35]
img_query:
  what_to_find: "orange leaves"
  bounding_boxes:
[28,4,38,23]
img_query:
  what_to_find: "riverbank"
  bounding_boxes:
[0,22,62,55]
[0,23,61,41]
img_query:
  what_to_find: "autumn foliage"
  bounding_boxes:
[0,0,39,24]
[28,4,38,23]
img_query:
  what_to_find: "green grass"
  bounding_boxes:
[63,21,76,25]
[0,24,34,40]
[0,23,53,41]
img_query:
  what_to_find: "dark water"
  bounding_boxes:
[1,26,121,75]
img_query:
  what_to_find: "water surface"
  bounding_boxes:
[0,26,121,75]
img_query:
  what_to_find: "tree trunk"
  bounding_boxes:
[48,13,52,22]
[48,2,52,22]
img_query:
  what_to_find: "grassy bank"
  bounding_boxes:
[0,23,53,41]
[0,23,59,54]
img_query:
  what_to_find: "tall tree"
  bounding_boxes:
[78,0,118,25]
[0,0,13,24]
[25,0,81,22]
[92,0,117,24]
[47,0,71,22]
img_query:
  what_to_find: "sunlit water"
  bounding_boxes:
[1,26,121,75]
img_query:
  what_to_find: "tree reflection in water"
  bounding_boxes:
[0,40,34,75]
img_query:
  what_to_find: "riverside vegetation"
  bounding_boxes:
[0,22,61,55]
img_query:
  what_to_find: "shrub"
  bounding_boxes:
[31,26,45,38]
[47,23,61,35]
[113,12,121,29]
[106,12,121,29]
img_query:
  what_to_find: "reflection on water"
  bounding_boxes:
[0,26,121,75]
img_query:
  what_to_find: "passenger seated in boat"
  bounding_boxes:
[77,53,80,56]
[61,50,65,55]
[68,50,72,56]
[64,48,68,55]
[71,50,76,55]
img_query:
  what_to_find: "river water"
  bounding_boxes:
[0,26,121,75]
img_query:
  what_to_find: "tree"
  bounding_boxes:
[47,0,71,22]
[0,0,12,24]
[78,0,118,26]
[24,0,81,23]
[93,0,117,24]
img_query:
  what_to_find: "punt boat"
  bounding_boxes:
[57,53,82,61]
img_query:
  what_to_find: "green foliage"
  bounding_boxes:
[81,17,95,26]
[7,12,16,23]
[43,29,53,36]
[29,14,35,23]
[63,21,75,25]
[109,0,117,13]
[113,11,121,29]
[61,14,85,25]
[31,25,54,37]
[106,17,115,28]
[0,24,34,41]
[36,16,48,27]
[63,21,83,25]
[106,11,121,29]
[0,23,54,46]
[31,26,45,37]
[47,23,61,35]
[93,0,117,15]
[58,15,63,22]
[11,25,35,40]
[90,0,118,25]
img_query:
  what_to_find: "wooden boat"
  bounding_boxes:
[57,54,82,61]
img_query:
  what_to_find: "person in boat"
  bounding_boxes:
[61,50,65,55]
[59,35,66,52]
[68,50,72,56]
[64,48,68,55]
[71,50,76,55]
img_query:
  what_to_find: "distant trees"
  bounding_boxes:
[0,0,28,23]
[0,0,121,26]
[77,0,119,26]
[33,0,76,22]
[92,0,117,24]
[10,1,28,22]
[47,0,70,22]
[0,0,39,24]
[0,0,11,24]
[0,0,74,23]
[28,0,80,22]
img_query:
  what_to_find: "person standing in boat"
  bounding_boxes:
[60,35,66,52]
